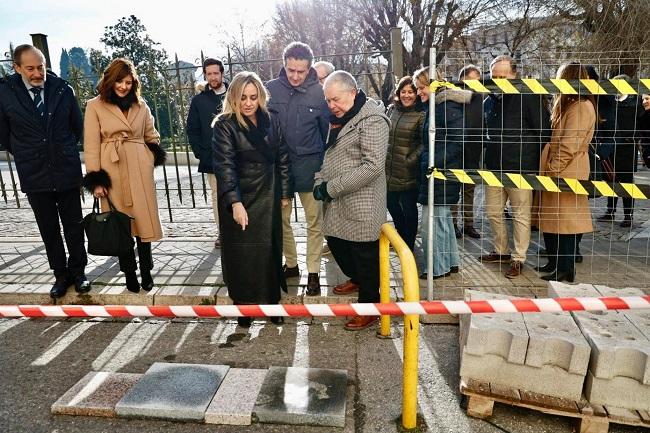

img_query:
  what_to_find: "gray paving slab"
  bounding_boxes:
[205,368,267,425]
[115,362,229,421]
[51,371,142,417]
[253,366,348,427]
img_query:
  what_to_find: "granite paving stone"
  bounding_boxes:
[205,368,267,425]
[51,371,142,417]
[253,366,348,427]
[115,362,229,421]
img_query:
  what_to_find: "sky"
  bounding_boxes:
[0,0,280,75]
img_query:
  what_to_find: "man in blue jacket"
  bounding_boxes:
[267,42,329,296]
[186,58,228,248]
[0,45,90,298]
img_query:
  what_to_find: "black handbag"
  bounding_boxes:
[83,197,134,256]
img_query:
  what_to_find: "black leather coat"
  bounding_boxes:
[212,110,292,304]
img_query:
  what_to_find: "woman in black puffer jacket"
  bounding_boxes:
[385,76,425,250]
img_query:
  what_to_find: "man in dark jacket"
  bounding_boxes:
[186,58,228,248]
[0,44,90,298]
[452,64,483,239]
[266,42,329,295]
[480,55,551,278]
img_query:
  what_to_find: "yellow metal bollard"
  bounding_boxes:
[378,223,420,429]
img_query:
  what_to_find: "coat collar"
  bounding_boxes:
[336,98,389,140]
[276,67,319,93]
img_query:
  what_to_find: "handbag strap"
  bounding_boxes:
[94,196,118,212]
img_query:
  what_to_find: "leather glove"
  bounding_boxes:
[313,182,332,201]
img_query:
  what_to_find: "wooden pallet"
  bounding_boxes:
[460,378,650,433]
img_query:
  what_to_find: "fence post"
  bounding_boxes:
[390,27,403,79]
[426,47,436,301]
[30,33,51,69]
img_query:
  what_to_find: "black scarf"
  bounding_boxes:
[241,110,274,164]
[108,91,138,112]
[326,89,367,149]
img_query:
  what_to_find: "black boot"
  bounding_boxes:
[237,317,251,328]
[125,272,140,293]
[141,269,154,292]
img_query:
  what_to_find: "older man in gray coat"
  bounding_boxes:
[313,71,389,330]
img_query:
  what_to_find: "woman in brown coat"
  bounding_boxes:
[537,62,595,282]
[82,58,166,293]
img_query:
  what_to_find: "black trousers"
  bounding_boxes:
[326,236,380,303]
[27,189,87,279]
[387,189,419,251]
[543,232,578,274]
[118,237,153,273]
[607,171,634,216]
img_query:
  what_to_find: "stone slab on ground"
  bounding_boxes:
[115,362,229,421]
[253,366,348,427]
[205,368,267,425]
[51,371,142,417]
[459,289,590,400]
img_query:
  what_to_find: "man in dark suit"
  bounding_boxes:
[0,44,90,298]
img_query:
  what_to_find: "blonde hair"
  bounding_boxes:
[413,66,443,87]
[213,71,268,129]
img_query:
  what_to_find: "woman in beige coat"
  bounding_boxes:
[83,58,165,293]
[537,62,595,282]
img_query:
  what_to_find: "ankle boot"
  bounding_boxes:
[141,270,154,292]
[125,272,140,293]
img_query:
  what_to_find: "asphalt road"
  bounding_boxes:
[1,317,647,433]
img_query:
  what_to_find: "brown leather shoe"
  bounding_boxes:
[305,273,320,296]
[505,261,523,279]
[344,315,378,331]
[480,252,511,263]
[333,280,359,295]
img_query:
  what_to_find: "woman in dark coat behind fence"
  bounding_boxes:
[212,71,292,328]
[385,75,425,251]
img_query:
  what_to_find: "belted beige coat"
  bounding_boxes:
[83,96,163,242]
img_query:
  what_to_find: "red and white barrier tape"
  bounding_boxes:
[0,296,649,318]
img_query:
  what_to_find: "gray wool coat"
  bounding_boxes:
[314,98,390,242]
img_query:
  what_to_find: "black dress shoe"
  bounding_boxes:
[541,270,575,282]
[575,254,583,264]
[305,273,320,296]
[50,276,70,299]
[597,212,614,222]
[270,316,284,325]
[535,263,556,273]
[620,216,632,228]
[125,272,140,293]
[450,265,459,273]
[141,270,154,292]
[432,271,451,280]
[463,226,481,239]
[73,275,92,294]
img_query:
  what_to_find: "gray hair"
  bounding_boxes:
[323,70,357,92]
[313,61,335,77]
[490,55,517,74]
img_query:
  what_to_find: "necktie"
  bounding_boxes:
[30,87,45,117]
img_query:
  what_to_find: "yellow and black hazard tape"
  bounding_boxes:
[427,167,650,200]
[430,78,650,95]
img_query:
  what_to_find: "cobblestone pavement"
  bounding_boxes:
[1,161,649,303]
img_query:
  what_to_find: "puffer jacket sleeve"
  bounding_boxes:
[213,119,241,210]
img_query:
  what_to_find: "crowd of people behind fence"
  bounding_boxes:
[2,42,650,331]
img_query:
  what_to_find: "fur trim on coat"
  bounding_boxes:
[435,88,473,105]
[146,142,167,167]
[82,169,111,193]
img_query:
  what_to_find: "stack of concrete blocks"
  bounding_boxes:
[548,282,650,411]
[459,289,592,400]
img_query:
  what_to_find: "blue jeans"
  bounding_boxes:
[419,205,460,277]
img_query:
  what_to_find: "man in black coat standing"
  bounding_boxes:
[480,55,551,279]
[186,58,228,248]
[267,42,329,296]
[0,44,90,298]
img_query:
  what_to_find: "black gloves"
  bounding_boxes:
[313,182,332,201]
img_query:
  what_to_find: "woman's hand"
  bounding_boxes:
[93,186,108,198]
[281,198,290,209]
[232,202,248,230]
